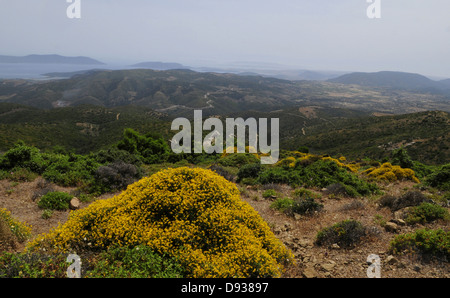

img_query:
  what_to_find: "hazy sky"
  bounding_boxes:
[1,0,450,77]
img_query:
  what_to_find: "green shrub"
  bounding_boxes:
[389,229,450,261]
[0,142,47,174]
[117,128,170,164]
[85,245,184,278]
[258,160,378,197]
[262,189,278,198]
[218,153,260,167]
[405,202,450,224]
[6,167,38,182]
[290,197,323,215]
[0,208,32,243]
[270,197,294,212]
[237,163,262,182]
[315,220,366,248]
[426,164,450,191]
[89,161,141,194]
[293,188,321,199]
[42,153,101,187]
[0,252,68,278]
[38,192,73,211]
[208,164,235,182]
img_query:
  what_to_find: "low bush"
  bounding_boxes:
[426,164,450,191]
[208,164,235,182]
[389,229,449,261]
[315,220,366,248]
[404,202,450,225]
[37,192,73,211]
[262,189,278,199]
[218,153,260,167]
[0,252,68,278]
[363,162,420,183]
[379,191,430,211]
[0,208,32,243]
[290,197,323,215]
[259,160,378,197]
[293,188,321,200]
[90,161,141,194]
[236,163,262,182]
[27,167,294,278]
[270,197,294,212]
[85,245,184,278]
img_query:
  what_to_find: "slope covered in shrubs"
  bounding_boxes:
[27,167,294,278]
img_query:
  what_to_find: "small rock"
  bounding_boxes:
[69,197,80,210]
[390,218,406,226]
[321,262,336,272]
[331,243,340,249]
[293,213,302,220]
[298,239,311,248]
[303,266,318,278]
[385,255,398,265]
[385,222,399,233]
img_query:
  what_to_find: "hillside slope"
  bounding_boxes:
[1,69,449,115]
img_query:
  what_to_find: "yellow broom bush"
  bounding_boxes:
[27,167,294,278]
[363,162,420,183]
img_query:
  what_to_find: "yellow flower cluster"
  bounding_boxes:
[363,162,420,183]
[276,152,360,172]
[27,167,294,277]
[0,208,32,242]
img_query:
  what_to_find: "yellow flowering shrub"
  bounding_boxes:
[27,167,294,278]
[363,162,420,183]
[276,153,360,173]
[0,208,32,242]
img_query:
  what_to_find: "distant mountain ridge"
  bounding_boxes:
[131,61,189,70]
[328,71,450,92]
[0,54,105,65]
[1,68,449,115]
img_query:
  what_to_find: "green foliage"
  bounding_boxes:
[426,164,450,191]
[237,163,262,182]
[290,197,324,215]
[391,148,414,169]
[0,208,32,242]
[218,153,260,167]
[262,189,278,198]
[38,192,73,211]
[0,252,68,278]
[42,153,101,187]
[315,220,366,248]
[389,229,450,261]
[293,188,321,199]
[270,197,294,212]
[297,146,309,154]
[85,245,184,278]
[117,128,170,164]
[89,161,142,194]
[404,202,450,225]
[258,160,378,197]
[0,142,47,174]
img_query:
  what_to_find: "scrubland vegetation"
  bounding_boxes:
[0,128,448,278]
